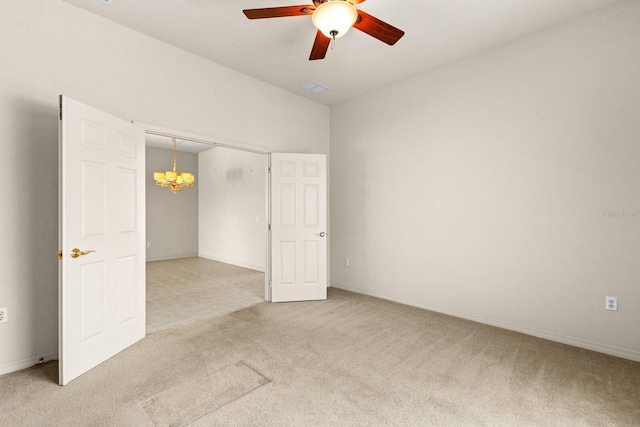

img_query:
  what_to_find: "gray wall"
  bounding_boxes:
[146,146,199,261]
[0,0,329,374]
[330,1,640,361]
[198,147,267,271]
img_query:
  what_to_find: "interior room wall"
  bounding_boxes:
[198,147,267,271]
[0,0,329,374]
[146,146,199,261]
[330,1,640,361]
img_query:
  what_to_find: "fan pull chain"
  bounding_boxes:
[330,30,337,50]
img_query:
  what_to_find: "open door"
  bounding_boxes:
[58,96,146,385]
[270,153,327,302]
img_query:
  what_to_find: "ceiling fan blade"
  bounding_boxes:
[243,5,314,19]
[348,0,367,3]
[353,10,405,45]
[309,30,331,61]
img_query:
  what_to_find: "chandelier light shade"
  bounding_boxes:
[312,0,358,39]
[153,138,195,193]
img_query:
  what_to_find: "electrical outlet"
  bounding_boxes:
[606,296,618,311]
[0,307,7,323]
[344,258,349,267]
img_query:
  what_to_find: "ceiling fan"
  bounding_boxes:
[243,0,405,60]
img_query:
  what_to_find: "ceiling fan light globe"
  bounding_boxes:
[312,0,358,39]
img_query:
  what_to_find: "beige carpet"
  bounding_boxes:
[1,288,639,426]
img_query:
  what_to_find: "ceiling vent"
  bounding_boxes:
[300,81,330,94]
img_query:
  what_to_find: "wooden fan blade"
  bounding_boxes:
[309,30,331,60]
[243,5,314,19]
[348,0,367,4]
[353,10,404,45]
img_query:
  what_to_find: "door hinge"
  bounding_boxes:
[268,167,271,173]
[59,96,62,120]
[57,250,62,260]
[269,281,272,289]
[268,224,271,231]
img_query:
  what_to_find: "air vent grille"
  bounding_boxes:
[300,81,330,94]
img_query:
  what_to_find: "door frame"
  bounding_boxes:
[138,123,274,302]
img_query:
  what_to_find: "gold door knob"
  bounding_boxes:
[71,248,96,258]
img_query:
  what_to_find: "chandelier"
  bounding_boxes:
[153,138,195,193]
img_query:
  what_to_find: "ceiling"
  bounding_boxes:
[146,134,213,153]
[61,0,620,106]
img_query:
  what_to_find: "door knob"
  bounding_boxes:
[317,232,326,237]
[71,248,96,258]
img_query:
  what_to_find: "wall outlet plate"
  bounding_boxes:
[606,296,618,311]
[0,307,7,323]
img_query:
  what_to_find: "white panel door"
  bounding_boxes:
[270,153,327,302]
[59,96,145,385]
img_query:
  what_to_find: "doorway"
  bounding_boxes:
[143,130,269,333]
[59,97,327,385]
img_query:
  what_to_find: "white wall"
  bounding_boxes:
[330,1,640,361]
[0,0,329,374]
[198,147,267,271]
[146,146,199,261]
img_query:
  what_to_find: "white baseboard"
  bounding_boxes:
[198,253,265,273]
[331,283,640,363]
[0,351,58,376]
[146,254,199,262]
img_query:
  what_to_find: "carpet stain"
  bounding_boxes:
[140,361,270,426]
